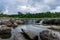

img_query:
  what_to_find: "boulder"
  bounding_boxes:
[43,19,60,25]
[12,22,18,28]
[14,29,38,40]
[14,32,28,40]
[0,25,11,39]
[0,18,26,28]
[21,29,37,39]
[15,20,25,24]
[0,25,11,33]
[0,18,19,28]
[54,19,60,25]
[1,21,12,27]
[40,30,60,40]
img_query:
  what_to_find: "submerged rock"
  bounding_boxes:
[0,25,11,30]
[0,18,26,28]
[40,30,60,40]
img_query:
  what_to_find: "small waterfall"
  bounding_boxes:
[27,19,36,24]
[39,19,44,25]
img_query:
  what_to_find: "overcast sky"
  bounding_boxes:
[0,0,60,14]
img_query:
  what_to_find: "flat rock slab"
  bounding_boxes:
[21,29,36,39]
[14,29,38,40]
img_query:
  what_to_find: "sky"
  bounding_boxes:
[0,0,60,14]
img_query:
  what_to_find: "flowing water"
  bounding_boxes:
[39,19,44,25]
[1,19,60,40]
[2,25,48,40]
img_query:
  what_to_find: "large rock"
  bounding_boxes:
[9,19,25,26]
[14,29,38,40]
[9,19,25,25]
[43,19,60,25]
[0,18,26,28]
[21,29,37,40]
[9,18,16,24]
[0,25,11,39]
[14,32,28,40]
[0,25,11,33]
[0,25,11,30]
[54,19,60,25]
[15,20,25,24]
[40,30,60,40]
[1,21,12,27]
[0,18,16,27]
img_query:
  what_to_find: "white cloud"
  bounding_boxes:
[4,7,9,14]
[44,0,56,4]
[17,5,37,13]
[0,0,60,14]
[17,4,50,13]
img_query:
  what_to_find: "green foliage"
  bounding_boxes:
[0,11,60,18]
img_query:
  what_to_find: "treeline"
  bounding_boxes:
[0,12,60,18]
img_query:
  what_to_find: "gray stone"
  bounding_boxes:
[21,29,36,39]
[40,30,60,40]
[14,32,28,40]
[14,29,38,40]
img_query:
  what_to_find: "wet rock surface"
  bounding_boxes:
[0,18,26,28]
[14,29,38,40]
[40,30,60,40]
[0,18,60,40]
[0,18,26,39]
[43,19,60,25]
[0,25,11,39]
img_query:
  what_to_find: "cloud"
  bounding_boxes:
[50,6,60,12]
[44,0,56,4]
[0,0,60,14]
[17,4,50,13]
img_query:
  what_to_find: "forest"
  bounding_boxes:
[0,12,60,18]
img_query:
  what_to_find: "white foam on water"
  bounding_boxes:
[39,19,44,25]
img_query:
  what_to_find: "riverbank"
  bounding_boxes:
[33,24,60,31]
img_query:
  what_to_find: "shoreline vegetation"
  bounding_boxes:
[0,12,60,18]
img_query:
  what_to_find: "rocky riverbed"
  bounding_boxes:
[0,18,26,28]
[13,28,60,40]
[0,18,26,39]
[0,18,60,40]
[0,24,60,40]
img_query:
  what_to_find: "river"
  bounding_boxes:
[1,24,60,40]
[1,19,60,40]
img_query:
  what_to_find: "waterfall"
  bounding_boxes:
[27,19,36,24]
[26,19,44,24]
[39,19,44,25]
